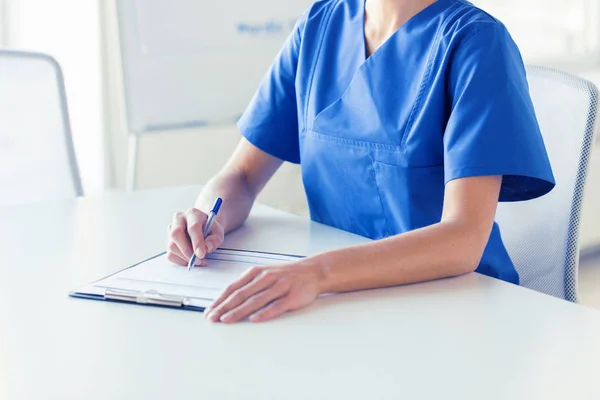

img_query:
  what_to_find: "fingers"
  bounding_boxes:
[204,222,224,254]
[166,250,187,266]
[185,208,208,258]
[204,266,264,315]
[167,207,226,270]
[206,270,285,323]
[249,297,293,323]
[204,235,220,254]
[166,223,188,264]
[170,212,194,260]
[167,240,186,262]
[220,284,288,323]
[167,240,207,266]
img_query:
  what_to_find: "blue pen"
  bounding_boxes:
[188,197,223,272]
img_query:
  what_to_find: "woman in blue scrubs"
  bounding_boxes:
[167,0,555,323]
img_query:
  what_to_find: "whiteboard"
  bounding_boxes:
[117,0,314,133]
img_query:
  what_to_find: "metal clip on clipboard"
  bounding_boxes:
[104,288,186,307]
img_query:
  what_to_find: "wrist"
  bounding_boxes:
[194,200,227,229]
[302,251,336,295]
[214,214,228,231]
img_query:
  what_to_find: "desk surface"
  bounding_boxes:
[1,186,600,400]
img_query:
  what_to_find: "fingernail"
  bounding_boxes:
[195,248,205,258]
[206,242,214,253]
[220,313,233,322]
[249,314,260,322]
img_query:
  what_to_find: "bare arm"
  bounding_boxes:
[167,138,283,265]
[317,175,502,292]
[205,175,502,323]
[195,138,283,233]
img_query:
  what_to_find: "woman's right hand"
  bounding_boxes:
[166,208,225,266]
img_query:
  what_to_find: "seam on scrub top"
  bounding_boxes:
[448,166,548,181]
[309,129,405,152]
[400,2,460,151]
[373,159,443,169]
[449,22,498,66]
[302,0,341,130]
[369,155,391,238]
[448,166,505,179]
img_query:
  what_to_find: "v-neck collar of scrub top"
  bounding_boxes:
[308,0,460,157]
[359,0,455,62]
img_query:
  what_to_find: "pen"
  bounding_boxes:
[188,197,223,272]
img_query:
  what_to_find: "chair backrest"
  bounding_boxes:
[0,50,82,207]
[495,66,598,302]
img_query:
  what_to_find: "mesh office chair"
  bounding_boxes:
[495,66,599,302]
[0,50,82,206]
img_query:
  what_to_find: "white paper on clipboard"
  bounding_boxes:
[71,249,302,310]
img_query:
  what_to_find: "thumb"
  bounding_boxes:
[204,234,222,254]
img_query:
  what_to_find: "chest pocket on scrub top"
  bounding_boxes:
[301,58,445,239]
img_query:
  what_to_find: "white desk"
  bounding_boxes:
[1,186,600,399]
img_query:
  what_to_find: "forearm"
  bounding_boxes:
[204,176,501,323]
[194,169,257,234]
[314,221,489,294]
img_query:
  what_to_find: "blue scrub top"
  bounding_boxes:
[238,0,555,284]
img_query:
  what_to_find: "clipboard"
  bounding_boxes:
[69,248,303,312]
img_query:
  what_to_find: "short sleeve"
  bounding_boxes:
[236,13,307,164]
[444,23,555,202]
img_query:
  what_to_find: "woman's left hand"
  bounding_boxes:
[204,259,324,323]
